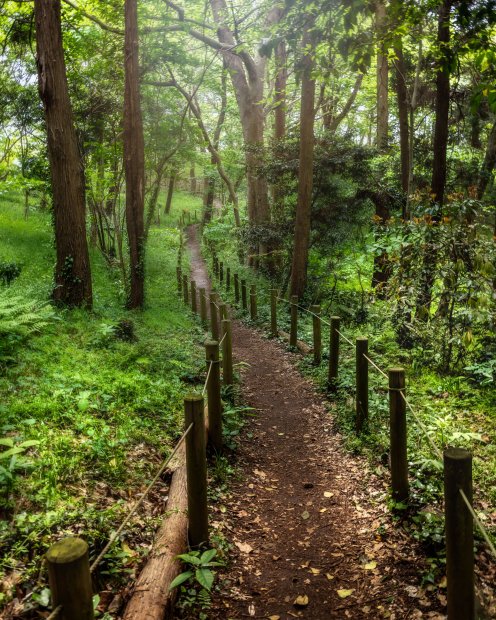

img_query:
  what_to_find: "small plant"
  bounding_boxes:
[170,548,224,619]
[0,261,22,286]
[0,294,53,359]
[0,437,40,507]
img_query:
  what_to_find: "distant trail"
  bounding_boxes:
[185,225,444,620]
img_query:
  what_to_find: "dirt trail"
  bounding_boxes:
[186,225,445,620]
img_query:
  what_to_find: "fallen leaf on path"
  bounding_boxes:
[268,616,280,620]
[324,491,334,498]
[309,567,320,575]
[235,542,253,554]
[294,595,309,607]
[337,589,354,598]
[301,510,310,520]
[326,573,334,580]
[363,561,377,570]
[248,602,256,616]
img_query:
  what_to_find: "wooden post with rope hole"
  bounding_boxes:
[205,340,223,451]
[290,295,298,348]
[241,279,247,311]
[311,305,321,365]
[226,267,231,291]
[355,337,368,432]
[250,285,257,320]
[199,288,207,324]
[182,274,189,305]
[388,368,409,501]
[327,316,340,391]
[222,319,234,388]
[190,280,197,314]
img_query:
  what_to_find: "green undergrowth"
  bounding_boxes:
[200,215,496,562]
[0,190,207,615]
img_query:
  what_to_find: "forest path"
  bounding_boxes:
[185,225,443,620]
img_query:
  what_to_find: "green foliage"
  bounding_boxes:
[0,294,53,359]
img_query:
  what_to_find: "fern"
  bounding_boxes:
[0,293,53,358]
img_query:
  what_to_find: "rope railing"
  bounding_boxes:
[89,422,194,573]
[460,488,496,560]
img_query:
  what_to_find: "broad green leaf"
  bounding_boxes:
[0,447,25,459]
[169,571,193,591]
[200,549,217,564]
[176,553,201,565]
[0,439,14,448]
[195,568,214,591]
[18,440,40,448]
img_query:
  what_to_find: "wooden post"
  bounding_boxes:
[311,305,321,365]
[221,319,233,388]
[219,261,224,284]
[226,267,231,291]
[444,448,474,620]
[184,394,209,547]
[46,537,94,620]
[270,289,278,338]
[250,285,257,320]
[182,274,189,305]
[209,293,219,340]
[190,280,197,314]
[328,316,340,390]
[234,273,240,305]
[290,295,298,347]
[356,337,368,433]
[214,257,219,277]
[199,288,207,324]
[205,341,223,451]
[176,267,182,295]
[388,368,409,501]
[218,301,227,321]
[241,279,247,311]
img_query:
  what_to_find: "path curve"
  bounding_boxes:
[186,225,445,620]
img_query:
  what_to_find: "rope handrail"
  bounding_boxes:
[334,327,354,347]
[202,360,214,396]
[459,489,496,560]
[89,422,194,573]
[398,390,443,462]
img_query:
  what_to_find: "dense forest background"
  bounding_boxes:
[0,0,495,617]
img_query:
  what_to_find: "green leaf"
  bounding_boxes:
[195,568,214,591]
[169,571,193,591]
[18,440,40,448]
[200,549,217,565]
[0,439,14,448]
[176,553,201,565]
[0,447,25,459]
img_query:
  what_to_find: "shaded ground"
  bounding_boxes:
[185,225,493,620]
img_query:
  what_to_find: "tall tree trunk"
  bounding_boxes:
[144,156,167,238]
[189,165,196,194]
[376,0,388,151]
[394,43,410,197]
[415,0,452,320]
[34,0,92,308]
[124,0,145,309]
[165,172,176,214]
[274,40,287,142]
[290,23,316,299]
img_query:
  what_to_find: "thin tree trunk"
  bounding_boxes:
[394,43,410,198]
[189,165,196,194]
[165,172,176,214]
[477,120,496,199]
[376,0,388,151]
[124,0,145,309]
[290,22,316,298]
[34,0,92,308]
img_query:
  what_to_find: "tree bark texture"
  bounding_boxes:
[290,23,316,298]
[124,0,145,308]
[165,172,176,214]
[34,0,93,308]
[394,43,410,195]
[477,121,496,199]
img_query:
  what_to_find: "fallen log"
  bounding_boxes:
[278,330,312,356]
[123,446,187,620]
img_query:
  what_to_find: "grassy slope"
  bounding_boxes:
[0,190,203,612]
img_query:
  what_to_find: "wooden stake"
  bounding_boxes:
[205,341,223,451]
[270,289,278,338]
[184,394,209,547]
[226,267,231,291]
[356,337,368,433]
[219,261,224,284]
[209,293,219,340]
[388,368,409,501]
[199,288,207,324]
[218,302,227,321]
[290,295,298,348]
[46,537,94,620]
[182,274,189,305]
[221,319,233,387]
[241,279,247,311]
[190,281,197,314]
[328,316,340,390]
[176,267,182,295]
[311,305,321,365]
[444,448,474,620]
[250,285,257,320]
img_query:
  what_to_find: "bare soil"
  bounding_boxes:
[185,225,494,620]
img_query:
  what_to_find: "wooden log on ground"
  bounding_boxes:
[277,329,312,355]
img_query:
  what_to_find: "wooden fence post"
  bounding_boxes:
[182,274,189,305]
[205,341,223,451]
[190,280,197,314]
[199,288,207,324]
[176,267,182,295]
[356,337,368,432]
[213,257,219,277]
[46,537,94,620]
[444,448,474,620]
[311,305,321,365]
[388,368,409,501]
[209,293,219,340]
[226,267,231,291]
[184,394,209,547]
[219,262,224,285]
[328,316,340,390]
[290,295,298,347]
[221,319,233,388]
[218,302,227,321]
[270,289,278,337]
[241,280,247,311]
[234,273,240,305]
[250,285,257,320]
